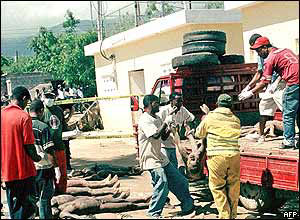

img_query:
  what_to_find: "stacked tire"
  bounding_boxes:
[172,30,244,69]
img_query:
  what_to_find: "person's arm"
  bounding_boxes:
[247,71,262,89]
[45,147,58,167]
[24,144,42,162]
[152,122,168,139]
[194,116,208,140]
[243,56,263,91]
[42,127,58,166]
[266,75,282,94]
[23,116,41,162]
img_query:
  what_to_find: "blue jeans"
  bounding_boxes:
[147,163,194,217]
[283,84,300,146]
[34,168,55,219]
[161,148,178,168]
[161,147,186,176]
[5,176,37,219]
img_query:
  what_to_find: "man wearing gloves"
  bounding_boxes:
[194,94,241,219]
[42,90,68,194]
[138,94,194,218]
[239,34,285,143]
[239,36,299,149]
[29,99,61,219]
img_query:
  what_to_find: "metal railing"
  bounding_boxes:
[101,1,224,38]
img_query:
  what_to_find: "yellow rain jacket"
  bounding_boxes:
[195,107,241,156]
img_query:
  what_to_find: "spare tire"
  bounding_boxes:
[219,54,245,64]
[182,41,226,56]
[172,52,220,69]
[183,30,226,44]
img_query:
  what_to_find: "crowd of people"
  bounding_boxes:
[1,33,298,219]
[34,84,84,102]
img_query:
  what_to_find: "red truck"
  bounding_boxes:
[132,63,299,212]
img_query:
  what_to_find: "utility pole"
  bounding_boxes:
[97,1,103,41]
[90,1,94,28]
[134,1,141,27]
[184,1,192,10]
[14,50,18,63]
[161,1,165,17]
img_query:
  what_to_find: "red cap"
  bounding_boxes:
[250,37,270,50]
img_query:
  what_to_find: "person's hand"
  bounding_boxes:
[185,129,195,137]
[238,90,254,101]
[241,84,251,93]
[164,115,173,126]
[54,167,61,184]
[1,181,6,190]
[169,106,178,115]
[265,82,278,94]
[200,104,210,115]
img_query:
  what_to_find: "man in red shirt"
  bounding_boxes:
[239,36,299,149]
[1,86,42,219]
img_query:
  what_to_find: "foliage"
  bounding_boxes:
[144,1,175,23]
[63,10,80,33]
[2,10,98,97]
[1,56,14,74]
[1,56,36,74]
[207,1,224,9]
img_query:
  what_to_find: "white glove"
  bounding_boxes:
[164,115,173,126]
[54,167,61,184]
[238,90,254,101]
[241,85,251,93]
[185,129,195,137]
[200,104,210,115]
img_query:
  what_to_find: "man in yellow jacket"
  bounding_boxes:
[194,94,241,219]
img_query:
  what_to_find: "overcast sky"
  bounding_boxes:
[1,1,133,38]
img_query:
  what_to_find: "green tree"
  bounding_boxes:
[1,55,14,74]
[26,10,98,96]
[63,10,80,33]
[1,55,36,74]
[208,1,224,9]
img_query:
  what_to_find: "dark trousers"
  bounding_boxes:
[63,140,72,170]
[5,176,37,219]
[34,168,55,219]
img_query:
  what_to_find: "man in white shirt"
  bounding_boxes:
[138,94,194,218]
[158,92,195,175]
[57,85,65,100]
[77,87,84,98]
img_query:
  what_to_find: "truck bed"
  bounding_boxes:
[239,136,299,191]
[183,136,299,191]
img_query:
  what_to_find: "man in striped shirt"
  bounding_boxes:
[29,99,61,219]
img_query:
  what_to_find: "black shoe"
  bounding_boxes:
[279,144,294,149]
[177,205,195,216]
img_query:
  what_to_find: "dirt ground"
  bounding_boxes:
[65,137,298,219]
[1,135,298,219]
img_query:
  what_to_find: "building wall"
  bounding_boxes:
[239,1,299,62]
[94,23,244,131]
[1,72,52,97]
